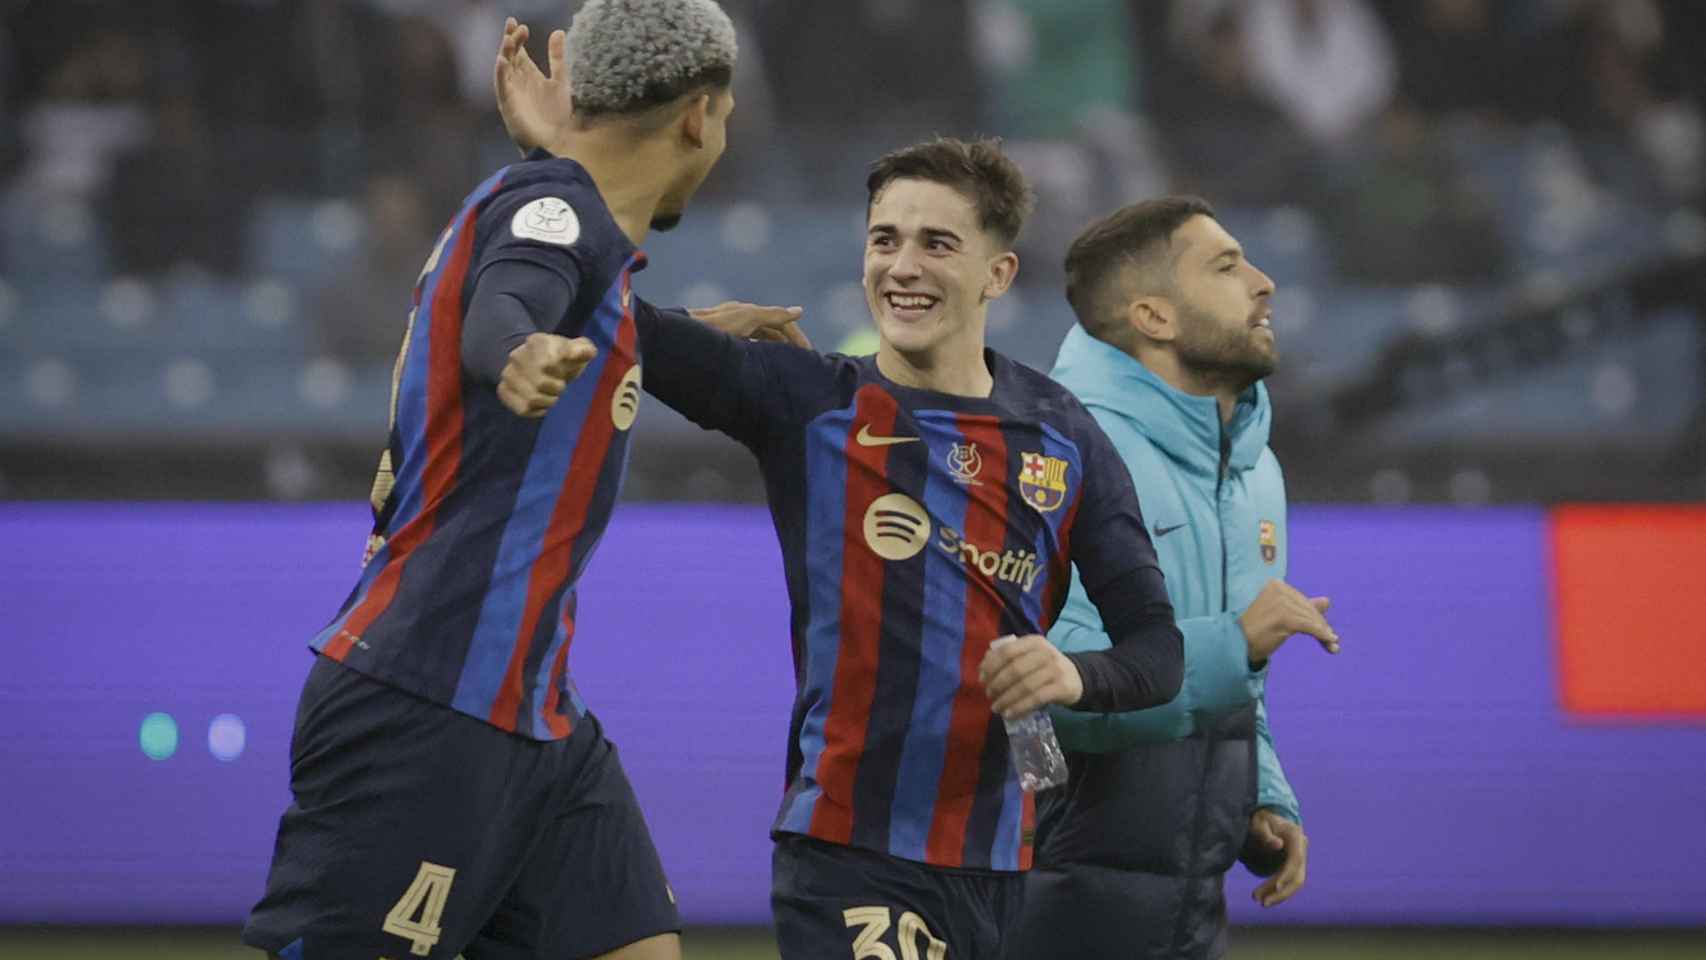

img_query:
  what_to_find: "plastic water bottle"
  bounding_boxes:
[990,635,1070,792]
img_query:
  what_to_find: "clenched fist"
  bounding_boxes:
[497,333,598,418]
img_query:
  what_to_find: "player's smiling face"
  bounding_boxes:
[1168,215,1278,381]
[864,178,1017,358]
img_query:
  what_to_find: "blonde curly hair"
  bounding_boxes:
[566,0,738,117]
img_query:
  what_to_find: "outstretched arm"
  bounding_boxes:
[688,301,812,351]
[632,299,832,450]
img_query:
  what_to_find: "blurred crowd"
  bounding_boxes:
[1,0,1702,501]
[1137,0,1703,282]
[4,0,1701,284]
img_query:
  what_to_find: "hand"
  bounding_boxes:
[1248,809,1308,907]
[1238,578,1338,664]
[494,17,571,156]
[978,634,1084,721]
[497,333,598,417]
[688,301,812,349]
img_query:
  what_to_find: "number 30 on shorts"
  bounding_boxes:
[383,861,457,956]
[843,906,948,960]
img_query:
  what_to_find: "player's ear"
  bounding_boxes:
[679,94,710,149]
[982,250,1019,303]
[1131,296,1177,344]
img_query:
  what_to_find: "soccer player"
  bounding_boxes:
[1008,198,1341,959]
[240,3,798,958]
[495,47,1186,959]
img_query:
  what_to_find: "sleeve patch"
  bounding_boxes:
[511,197,581,247]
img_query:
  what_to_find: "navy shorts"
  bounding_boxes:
[770,835,1023,960]
[243,655,680,960]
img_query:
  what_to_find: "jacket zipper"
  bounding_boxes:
[1173,420,1236,954]
[1217,421,1231,612]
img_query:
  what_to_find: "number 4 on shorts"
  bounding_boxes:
[843,906,947,960]
[383,861,457,957]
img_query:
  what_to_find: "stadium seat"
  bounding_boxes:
[1375,309,1701,449]
[245,197,367,293]
[0,190,112,287]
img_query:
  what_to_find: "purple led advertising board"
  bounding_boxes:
[1,503,1702,925]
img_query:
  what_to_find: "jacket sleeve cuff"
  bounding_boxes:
[1257,798,1302,826]
[1048,701,1192,753]
[1049,618,1108,656]
[1183,613,1256,715]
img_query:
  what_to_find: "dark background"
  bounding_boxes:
[1,0,1702,504]
[2,2,1703,957]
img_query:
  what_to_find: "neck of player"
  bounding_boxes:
[875,329,995,398]
[551,136,675,247]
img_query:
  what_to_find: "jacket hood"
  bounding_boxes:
[1051,324,1271,476]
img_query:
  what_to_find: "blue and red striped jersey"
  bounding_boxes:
[311,157,645,741]
[638,321,1165,871]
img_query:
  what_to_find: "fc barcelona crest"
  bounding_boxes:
[1259,520,1278,564]
[1018,452,1070,513]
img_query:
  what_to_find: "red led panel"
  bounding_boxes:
[1553,504,1706,717]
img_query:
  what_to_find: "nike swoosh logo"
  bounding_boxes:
[855,424,920,447]
[1155,523,1188,537]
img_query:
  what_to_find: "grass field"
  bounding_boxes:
[2,927,1702,959]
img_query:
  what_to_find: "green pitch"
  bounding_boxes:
[1,927,1701,959]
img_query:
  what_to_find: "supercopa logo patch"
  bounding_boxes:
[511,196,580,246]
[946,442,982,485]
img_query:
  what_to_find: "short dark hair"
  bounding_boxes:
[1064,196,1216,342]
[865,137,1034,249]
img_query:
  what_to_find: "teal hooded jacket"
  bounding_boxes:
[1047,324,1300,823]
